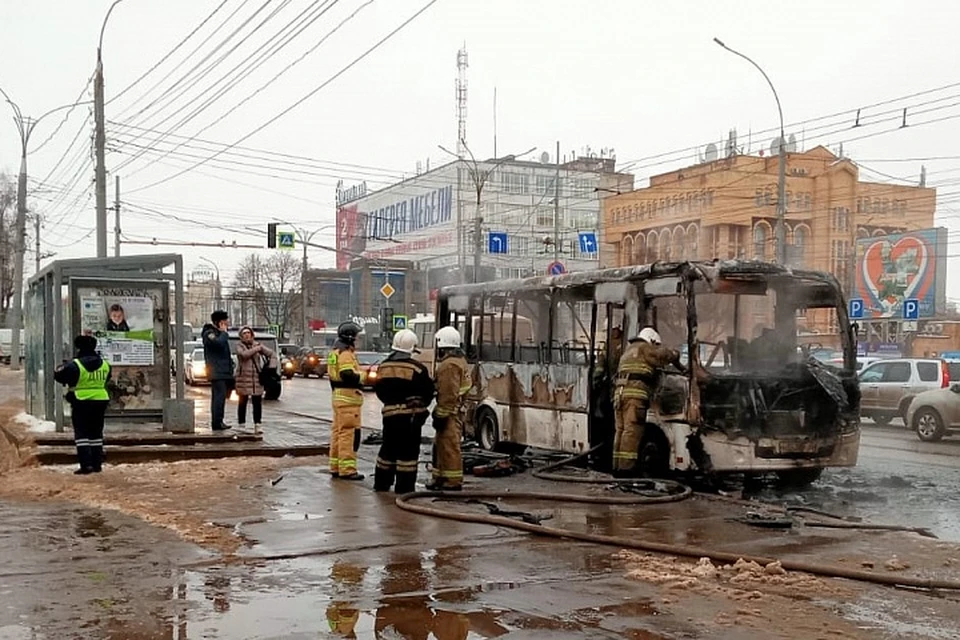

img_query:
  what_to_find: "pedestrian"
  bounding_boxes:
[53,334,111,474]
[234,326,276,434]
[426,326,471,491]
[372,329,434,493]
[327,321,364,480]
[612,327,684,476]
[202,310,234,431]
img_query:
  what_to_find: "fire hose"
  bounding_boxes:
[396,446,960,591]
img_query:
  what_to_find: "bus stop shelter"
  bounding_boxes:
[25,254,193,433]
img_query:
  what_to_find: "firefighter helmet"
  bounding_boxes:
[391,329,418,354]
[337,321,361,344]
[637,327,662,345]
[435,326,462,350]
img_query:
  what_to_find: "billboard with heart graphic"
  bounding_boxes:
[852,227,948,319]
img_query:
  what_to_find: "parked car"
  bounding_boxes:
[858,358,952,426]
[905,379,960,442]
[0,328,24,364]
[295,347,328,378]
[278,343,300,380]
[826,355,883,372]
[185,349,208,386]
[355,351,387,389]
[172,340,201,376]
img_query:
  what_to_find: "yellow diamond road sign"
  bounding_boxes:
[380,282,395,299]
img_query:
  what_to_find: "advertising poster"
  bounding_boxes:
[336,203,364,270]
[80,295,156,366]
[852,228,948,319]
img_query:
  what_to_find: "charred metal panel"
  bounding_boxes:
[496,404,588,453]
[697,430,860,472]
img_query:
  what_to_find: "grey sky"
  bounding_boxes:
[2,0,958,299]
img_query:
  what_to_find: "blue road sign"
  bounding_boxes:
[277,231,296,249]
[849,298,864,319]
[578,232,598,254]
[547,261,566,276]
[488,232,508,254]
[393,314,407,331]
[903,298,920,320]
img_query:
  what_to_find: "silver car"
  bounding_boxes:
[906,380,960,442]
[858,358,951,426]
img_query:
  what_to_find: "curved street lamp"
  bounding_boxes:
[95,0,126,258]
[714,37,787,265]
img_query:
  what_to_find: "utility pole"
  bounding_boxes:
[114,175,120,256]
[714,38,787,264]
[553,140,560,264]
[95,0,124,258]
[34,213,40,274]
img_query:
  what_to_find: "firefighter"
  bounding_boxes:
[53,335,111,474]
[373,329,435,493]
[427,326,471,491]
[612,326,684,476]
[327,321,365,480]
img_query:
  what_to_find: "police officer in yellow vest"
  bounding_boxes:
[54,335,111,475]
[612,327,684,477]
[427,326,471,491]
[327,321,365,481]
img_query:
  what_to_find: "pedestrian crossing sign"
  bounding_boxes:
[393,315,407,331]
[277,231,296,250]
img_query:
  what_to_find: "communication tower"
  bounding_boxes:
[456,45,468,158]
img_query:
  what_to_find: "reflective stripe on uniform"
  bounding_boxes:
[620,388,650,400]
[435,469,463,479]
[613,451,638,461]
[375,456,394,470]
[396,460,418,472]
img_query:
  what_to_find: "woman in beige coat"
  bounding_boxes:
[235,326,277,433]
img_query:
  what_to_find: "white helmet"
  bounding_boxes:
[435,326,462,350]
[637,327,662,345]
[391,329,418,354]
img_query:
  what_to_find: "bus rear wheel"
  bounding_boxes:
[474,406,499,451]
[638,427,670,478]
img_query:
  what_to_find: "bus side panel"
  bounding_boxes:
[475,361,590,453]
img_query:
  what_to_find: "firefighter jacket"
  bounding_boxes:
[374,352,435,418]
[328,343,363,407]
[433,354,471,419]
[614,340,680,403]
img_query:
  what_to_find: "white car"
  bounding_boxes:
[827,356,882,372]
[185,349,208,386]
[906,381,960,442]
[858,358,952,426]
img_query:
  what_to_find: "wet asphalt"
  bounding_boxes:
[3,378,960,639]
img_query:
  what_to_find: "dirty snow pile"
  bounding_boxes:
[13,412,56,433]
[618,551,841,597]
[0,408,38,474]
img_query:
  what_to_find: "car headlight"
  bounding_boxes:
[191,363,205,375]
[283,361,293,370]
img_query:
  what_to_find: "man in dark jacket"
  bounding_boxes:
[202,310,234,431]
[54,335,111,474]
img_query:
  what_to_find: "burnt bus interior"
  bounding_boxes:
[436,261,861,472]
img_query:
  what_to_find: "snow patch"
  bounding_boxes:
[13,412,56,433]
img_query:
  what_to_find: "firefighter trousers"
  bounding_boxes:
[375,412,426,493]
[431,416,463,488]
[71,399,108,472]
[330,405,361,477]
[613,396,648,474]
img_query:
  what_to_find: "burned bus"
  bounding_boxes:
[435,260,861,485]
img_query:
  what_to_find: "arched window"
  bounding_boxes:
[633,232,646,264]
[620,235,634,266]
[856,227,870,240]
[686,223,699,259]
[793,224,810,266]
[673,225,686,260]
[753,222,771,260]
[647,230,660,262]
[659,227,673,261]
[872,228,887,237]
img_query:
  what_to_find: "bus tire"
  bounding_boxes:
[638,426,670,478]
[475,406,500,451]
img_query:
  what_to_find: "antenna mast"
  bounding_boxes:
[456,45,469,158]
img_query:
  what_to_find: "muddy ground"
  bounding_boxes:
[2,369,960,638]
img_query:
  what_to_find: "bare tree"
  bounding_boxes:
[232,253,302,336]
[0,174,15,326]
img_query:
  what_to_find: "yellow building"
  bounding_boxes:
[603,146,936,338]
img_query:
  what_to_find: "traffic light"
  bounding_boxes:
[267,223,277,248]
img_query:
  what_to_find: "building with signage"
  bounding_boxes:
[303,268,351,331]
[337,154,633,292]
[603,145,939,341]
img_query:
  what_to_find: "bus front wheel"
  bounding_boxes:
[474,406,500,451]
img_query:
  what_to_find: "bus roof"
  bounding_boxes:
[437,260,844,298]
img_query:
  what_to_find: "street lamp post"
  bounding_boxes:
[714,37,787,265]
[0,86,93,372]
[438,141,536,283]
[95,0,125,258]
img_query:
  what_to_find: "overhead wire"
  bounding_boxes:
[125,0,443,195]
